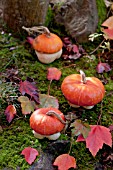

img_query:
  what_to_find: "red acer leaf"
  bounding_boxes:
[19,80,39,103]
[53,154,76,170]
[101,16,113,40]
[96,62,111,73]
[27,37,34,45]
[76,125,112,157]
[47,67,62,81]
[18,96,36,115]
[4,105,16,123]
[21,147,39,165]
[102,16,113,29]
[102,28,113,40]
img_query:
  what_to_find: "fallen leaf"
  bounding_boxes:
[102,16,113,29]
[18,96,36,115]
[76,125,112,157]
[4,105,16,123]
[71,119,91,138]
[101,16,113,40]
[96,62,111,73]
[38,94,59,109]
[53,154,76,170]
[47,67,62,81]
[19,80,39,103]
[21,147,39,165]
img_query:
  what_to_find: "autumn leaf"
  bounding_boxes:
[96,62,111,73]
[53,154,76,170]
[21,147,39,165]
[102,16,113,29]
[47,67,62,81]
[38,94,59,108]
[18,96,36,115]
[71,119,91,138]
[101,16,113,40]
[19,80,39,103]
[4,105,16,123]
[76,125,112,157]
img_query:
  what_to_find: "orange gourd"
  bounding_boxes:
[61,70,105,109]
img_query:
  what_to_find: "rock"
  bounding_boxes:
[52,0,98,42]
[29,140,70,170]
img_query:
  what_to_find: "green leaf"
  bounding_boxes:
[71,119,91,138]
[38,94,59,108]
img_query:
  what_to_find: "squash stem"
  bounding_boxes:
[46,110,66,124]
[22,26,50,36]
[80,70,87,84]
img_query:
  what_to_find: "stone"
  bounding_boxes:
[52,0,98,42]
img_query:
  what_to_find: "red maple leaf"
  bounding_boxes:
[96,62,111,73]
[47,67,62,81]
[76,125,112,157]
[4,105,16,123]
[21,147,39,165]
[19,80,39,103]
[101,16,113,40]
[53,154,76,170]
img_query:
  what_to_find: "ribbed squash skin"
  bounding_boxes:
[30,108,65,135]
[61,74,105,106]
[32,33,63,54]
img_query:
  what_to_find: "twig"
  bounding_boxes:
[97,101,103,125]
[47,80,52,96]
[89,39,105,55]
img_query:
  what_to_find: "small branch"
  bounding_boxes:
[97,101,103,125]
[68,137,74,154]
[89,39,105,55]
[22,26,50,36]
[47,80,52,96]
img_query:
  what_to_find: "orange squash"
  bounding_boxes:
[61,70,105,109]
[23,26,63,64]
[30,107,65,140]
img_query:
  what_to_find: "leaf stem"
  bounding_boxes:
[97,101,103,125]
[47,80,52,96]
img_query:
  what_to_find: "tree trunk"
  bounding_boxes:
[2,0,49,33]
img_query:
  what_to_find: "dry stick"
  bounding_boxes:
[97,101,103,125]
[60,64,76,70]
[68,137,74,154]
[47,79,52,96]
[89,39,105,55]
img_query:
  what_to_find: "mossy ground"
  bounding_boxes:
[0,16,113,170]
[0,31,113,170]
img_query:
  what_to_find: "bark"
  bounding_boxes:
[2,0,49,33]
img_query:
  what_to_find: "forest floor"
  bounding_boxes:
[0,25,113,170]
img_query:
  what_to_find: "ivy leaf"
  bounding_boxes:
[96,62,111,73]
[53,154,76,170]
[18,96,36,115]
[71,119,91,138]
[19,80,39,103]
[47,67,62,81]
[76,125,112,157]
[38,94,59,109]
[4,105,16,123]
[21,147,39,165]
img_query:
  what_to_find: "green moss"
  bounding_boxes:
[96,0,107,31]
[1,29,113,170]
